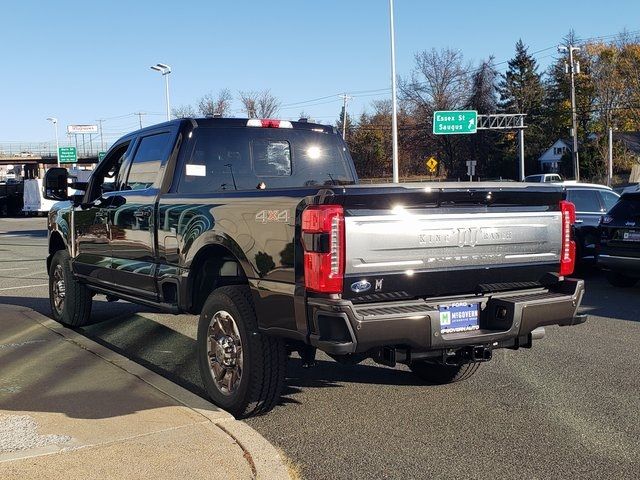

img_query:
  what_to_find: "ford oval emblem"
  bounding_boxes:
[351,280,371,293]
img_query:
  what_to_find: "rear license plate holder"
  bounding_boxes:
[438,302,480,334]
[623,230,640,242]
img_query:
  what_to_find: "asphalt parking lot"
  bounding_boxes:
[1,216,639,479]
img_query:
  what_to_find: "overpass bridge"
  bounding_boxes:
[0,142,101,165]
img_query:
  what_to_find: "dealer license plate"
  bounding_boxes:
[622,230,640,242]
[439,303,480,334]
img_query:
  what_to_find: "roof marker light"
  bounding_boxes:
[246,119,293,129]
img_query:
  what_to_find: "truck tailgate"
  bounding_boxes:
[346,210,561,274]
[335,183,566,300]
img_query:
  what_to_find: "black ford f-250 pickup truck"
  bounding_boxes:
[44,117,586,417]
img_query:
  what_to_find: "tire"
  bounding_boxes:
[605,271,638,288]
[410,361,480,385]
[48,250,93,327]
[197,286,287,418]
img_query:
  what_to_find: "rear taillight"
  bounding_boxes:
[301,205,344,293]
[559,200,576,276]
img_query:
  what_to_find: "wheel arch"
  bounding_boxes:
[47,230,67,273]
[186,243,250,314]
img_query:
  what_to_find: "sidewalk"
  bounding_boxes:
[0,304,290,480]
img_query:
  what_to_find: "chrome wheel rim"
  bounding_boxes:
[206,310,243,396]
[52,264,66,315]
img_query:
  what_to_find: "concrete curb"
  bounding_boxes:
[11,305,291,480]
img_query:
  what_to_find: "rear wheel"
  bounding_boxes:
[197,286,287,418]
[605,271,638,288]
[49,250,93,327]
[410,361,480,385]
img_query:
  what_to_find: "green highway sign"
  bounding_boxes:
[98,151,107,161]
[433,110,478,135]
[58,146,77,164]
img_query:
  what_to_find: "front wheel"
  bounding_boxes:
[49,250,93,327]
[410,361,480,385]
[605,271,638,288]
[197,286,287,418]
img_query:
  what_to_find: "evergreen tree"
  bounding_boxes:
[498,40,546,174]
[466,58,509,178]
[498,40,545,114]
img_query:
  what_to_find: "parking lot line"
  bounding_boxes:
[0,283,48,292]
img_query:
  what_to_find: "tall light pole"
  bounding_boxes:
[559,45,581,181]
[46,117,60,167]
[389,0,400,183]
[150,63,172,121]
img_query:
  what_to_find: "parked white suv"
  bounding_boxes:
[524,174,563,183]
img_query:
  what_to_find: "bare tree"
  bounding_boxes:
[198,88,233,117]
[239,89,280,118]
[257,89,280,118]
[401,48,471,112]
[171,104,197,119]
[239,91,258,117]
[399,48,472,177]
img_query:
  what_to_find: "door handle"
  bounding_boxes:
[133,208,152,219]
[574,219,584,224]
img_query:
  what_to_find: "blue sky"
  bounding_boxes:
[2,0,638,145]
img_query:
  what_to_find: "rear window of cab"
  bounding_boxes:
[176,127,355,193]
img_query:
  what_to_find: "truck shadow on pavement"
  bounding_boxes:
[0,296,426,415]
[0,229,48,238]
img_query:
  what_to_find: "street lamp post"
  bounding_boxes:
[558,45,581,181]
[46,117,60,167]
[389,0,399,183]
[150,63,172,121]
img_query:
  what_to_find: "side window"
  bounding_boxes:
[599,191,620,212]
[567,189,601,212]
[87,142,130,201]
[178,129,254,193]
[125,133,172,190]
[103,144,130,193]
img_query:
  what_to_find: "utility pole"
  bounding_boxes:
[97,119,105,151]
[389,0,399,183]
[338,93,352,140]
[608,126,614,186]
[135,112,146,129]
[559,45,581,181]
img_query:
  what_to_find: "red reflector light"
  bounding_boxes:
[559,200,576,276]
[301,205,344,293]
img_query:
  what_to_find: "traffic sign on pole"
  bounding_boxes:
[433,110,478,135]
[58,146,77,164]
[466,160,477,180]
[98,151,107,161]
[426,156,438,172]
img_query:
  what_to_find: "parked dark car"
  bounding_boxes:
[598,191,640,287]
[563,183,619,263]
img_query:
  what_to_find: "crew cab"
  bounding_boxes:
[44,118,587,417]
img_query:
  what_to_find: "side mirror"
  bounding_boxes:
[43,167,69,201]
